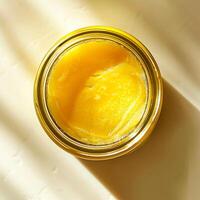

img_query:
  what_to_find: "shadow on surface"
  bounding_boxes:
[0,100,97,199]
[81,81,200,200]
[85,0,200,101]
[0,16,36,77]
[0,0,61,77]
[0,173,25,200]
[172,0,200,43]
[1,0,200,199]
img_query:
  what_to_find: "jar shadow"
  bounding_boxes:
[80,81,200,200]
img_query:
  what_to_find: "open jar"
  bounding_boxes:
[34,26,163,160]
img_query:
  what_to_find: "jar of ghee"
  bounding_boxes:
[34,26,163,160]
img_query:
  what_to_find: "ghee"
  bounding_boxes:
[34,26,163,160]
[47,40,147,144]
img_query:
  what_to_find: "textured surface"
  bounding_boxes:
[0,0,200,200]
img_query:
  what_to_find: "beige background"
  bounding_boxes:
[0,0,200,199]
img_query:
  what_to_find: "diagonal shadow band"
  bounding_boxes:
[0,15,36,77]
[84,0,200,106]
[80,81,200,200]
[0,103,95,199]
[0,172,25,200]
[0,0,61,78]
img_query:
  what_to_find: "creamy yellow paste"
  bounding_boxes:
[47,40,147,144]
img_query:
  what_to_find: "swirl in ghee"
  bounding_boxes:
[47,40,147,144]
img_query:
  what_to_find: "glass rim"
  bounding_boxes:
[34,26,163,160]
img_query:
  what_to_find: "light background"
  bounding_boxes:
[0,0,200,199]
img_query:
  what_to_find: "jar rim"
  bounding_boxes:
[34,26,163,160]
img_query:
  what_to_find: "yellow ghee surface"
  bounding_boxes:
[47,40,147,144]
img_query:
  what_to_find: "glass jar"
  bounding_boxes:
[34,26,163,160]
